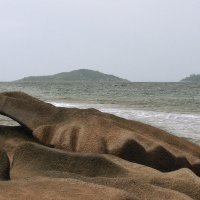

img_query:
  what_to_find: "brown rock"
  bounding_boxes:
[0,126,38,161]
[1,92,200,199]
[10,143,198,200]
[0,92,200,174]
[0,177,135,200]
[0,149,10,180]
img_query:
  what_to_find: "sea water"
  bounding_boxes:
[0,82,200,144]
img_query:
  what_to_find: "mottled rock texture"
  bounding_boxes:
[0,92,200,199]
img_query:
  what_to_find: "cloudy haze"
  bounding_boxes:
[0,0,200,82]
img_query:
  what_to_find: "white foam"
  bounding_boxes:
[49,102,200,143]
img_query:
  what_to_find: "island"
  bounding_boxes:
[15,69,130,83]
[181,74,200,82]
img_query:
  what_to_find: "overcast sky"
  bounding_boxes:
[0,0,200,82]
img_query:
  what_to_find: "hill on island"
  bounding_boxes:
[15,69,130,83]
[181,74,200,82]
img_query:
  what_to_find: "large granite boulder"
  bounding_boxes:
[0,92,200,199]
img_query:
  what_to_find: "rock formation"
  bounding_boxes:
[0,149,10,181]
[0,92,200,199]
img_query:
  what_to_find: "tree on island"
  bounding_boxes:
[181,74,200,82]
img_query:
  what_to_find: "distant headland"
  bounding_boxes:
[181,74,200,82]
[15,69,130,83]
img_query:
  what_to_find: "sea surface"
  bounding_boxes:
[0,81,200,144]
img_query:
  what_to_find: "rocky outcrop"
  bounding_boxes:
[0,149,10,180]
[0,176,135,200]
[0,92,200,199]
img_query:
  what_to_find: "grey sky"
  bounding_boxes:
[0,0,200,82]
